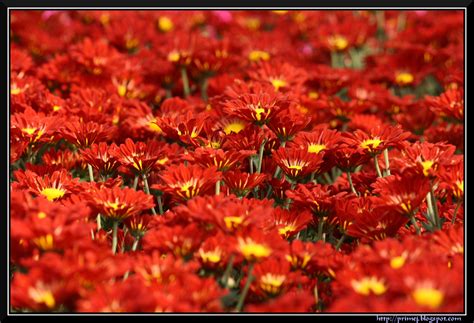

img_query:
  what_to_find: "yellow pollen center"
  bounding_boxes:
[40,188,66,201]
[456,180,464,194]
[168,51,180,62]
[224,122,245,135]
[37,212,47,219]
[158,17,174,32]
[260,273,286,294]
[224,216,244,230]
[396,72,414,85]
[21,127,37,135]
[117,84,127,97]
[328,35,349,51]
[412,287,444,309]
[420,160,434,176]
[248,50,270,62]
[360,138,383,151]
[148,120,162,133]
[239,239,272,260]
[308,144,327,154]
[254,107,267,121]
[270,78,287,91]
[199,249,222,264]
[29,287,56,309]
[52,105,61,111]
[390,255,406,269]
[351,277,387,296]
[33,234,54,250]
[278,224,296,237]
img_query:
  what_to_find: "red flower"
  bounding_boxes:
[81,142,120,177]
[187,147,254,171]
[156,164,221,202]
[248,61,308,93]
[14,169,79,202]
[223,170,268,198]
[273,147,325,181]
[264,208,312,239]
[85,186,154,221]
[372,172,431,216]
[426,88,464,120]
[111,138,162,175]
[343,124,410,156]
[58,119,113,149]
[11,107,59,146]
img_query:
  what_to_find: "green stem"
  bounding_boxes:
[96,214,102,232]
[310,172,317,184]
[123,237,140,280]
[451,199,462,225]
[221,254,235,288]
[87,164,95,182]
[157,195,164,215]
[112,221,119,255]
[180,66,191,98]
[346,171,359,196]
[323,172,333,184]
[133,175,139,190]
[256,140,266,174]
[249,156,254,174]
[235,263,255,312]
[317,217,325,241]
[374,154,383,178]
[410,214,421,236]
[335,234,346,250]
[165,88,172,99]
[429,182,441,229]
[215,180,221,196]
[142,174,157,216]
[383,149,391,176]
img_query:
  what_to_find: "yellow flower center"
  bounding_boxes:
[287,165,304,170]
[238,238,272,260]
[395,72,414,85]
[456,180,464,194]
[260,273,286,294]
[360,138,383,151]
[40,188,66,201]
[412,287,444,309]
[254,107,267,121]
[199,249,222,264]
[390,255,406,269]
[117,84,127,97]
[148,120,162,133]
[351,276,387,296]
[21,127,37,135]
[270,78,287,91]
[52,105,61,111]
[245,18,261,30]
[158,17,174,32]
[224,216,244,230]
[224,121,245,135]
[308,144,327,154]
[28,286,56,309]
[308,91,319,99]
[167,51,180,62]
[278,224,297,237]
[37,212,47,219]
[248,50,270,62]
[420,160,434,176]
[104,201,125,211]
[33,234,54,251]
[328,35,349,51]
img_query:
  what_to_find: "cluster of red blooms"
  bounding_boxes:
[10,10,464,313]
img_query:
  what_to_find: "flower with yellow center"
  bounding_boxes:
[412,287,444,309]
[270,78,287,91]
[238,237,272,261]
[390,254,407,269]
[224,121,245,135]
[328,35,349,51]
[351,276,387,296]
[248,50,270,62]
[278,224,297,238]
[167,50,180,63]
[308,144,326,154]
[285,253,312,269]
[260,273,286,295]
[33,234,54,251]
[224,216,244,230]
[158,16,174,32]
[199,248,222,264]
[420,160,434,176]
[148,119,162,133]
[360,138,383,152]
[395,72,414,86]
[40,187,66,201]
[28,285,56,309]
